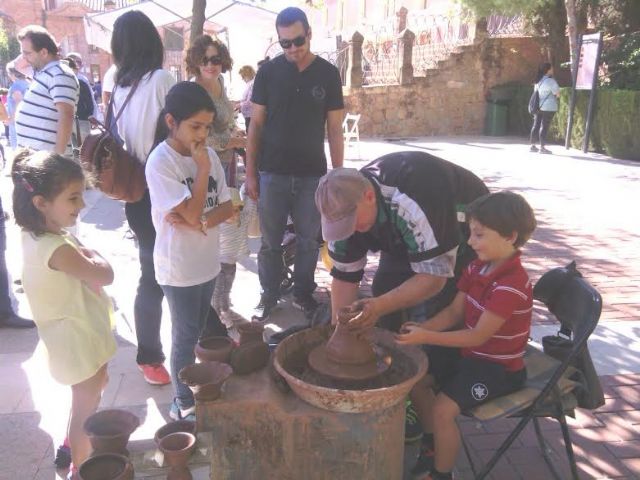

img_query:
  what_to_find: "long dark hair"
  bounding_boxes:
[534,62,553,83]
[111,11,164,87]
[152,82,216,151]
[11,149,85,236]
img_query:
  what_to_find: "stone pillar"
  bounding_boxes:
[346,31,364,89]
[473,17,489,44]
[395,6,408,34]
[398,28,415,86]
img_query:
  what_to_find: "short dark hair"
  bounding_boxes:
[11,149,85,236]
[17,25,58,56]
[185,35,233,76]
[276,7,310,34]
[112,11,164,87]
[465,191,537,248]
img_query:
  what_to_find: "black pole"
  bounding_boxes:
[582,32,603,153]
[565,36,582,149]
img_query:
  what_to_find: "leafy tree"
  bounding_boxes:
[0,20,20,66]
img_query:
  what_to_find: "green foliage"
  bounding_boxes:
[588,0,640,36]
[0,20,20,65]
[456,0,550,18]
[601,32,640,90]
[506,85,640,160]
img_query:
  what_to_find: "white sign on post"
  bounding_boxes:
[576,33,601,90]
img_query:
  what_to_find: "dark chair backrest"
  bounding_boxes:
[533,261,604,410]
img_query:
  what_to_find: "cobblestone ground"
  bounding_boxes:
[1,136,639,479]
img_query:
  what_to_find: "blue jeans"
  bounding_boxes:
[161,278,216,410]
[0,196,13,318]
[258,172,320,301]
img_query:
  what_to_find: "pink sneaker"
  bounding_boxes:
[138,364,171,385]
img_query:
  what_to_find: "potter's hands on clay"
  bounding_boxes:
[394,323,432,345]
[345,298,383,336]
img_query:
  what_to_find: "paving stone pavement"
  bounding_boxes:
[0,136,638,479]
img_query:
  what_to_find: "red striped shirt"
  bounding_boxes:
[457,253,532,372]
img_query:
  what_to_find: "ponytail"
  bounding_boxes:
[151,107,170,154]
[534,62,552,83]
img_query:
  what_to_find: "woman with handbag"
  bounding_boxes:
[529,62,560,154]
[111,10,176,385]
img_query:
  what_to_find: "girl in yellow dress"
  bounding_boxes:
[12,149,116,479]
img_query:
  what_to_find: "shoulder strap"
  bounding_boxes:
[109,80,140,127]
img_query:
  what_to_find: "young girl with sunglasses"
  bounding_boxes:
[12,149,116,479]
[146,82,233,421]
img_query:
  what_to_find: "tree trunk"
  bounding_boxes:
[565,0,579,73]
[191,0,207,45]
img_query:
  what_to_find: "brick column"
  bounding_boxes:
[346,31,364,89]
[398,28,415,86]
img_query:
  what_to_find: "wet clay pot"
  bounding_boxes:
[308,306,388,381]
[178,362,233,401]
[154,420,197,446]
[78,453,134,480]
[194,336,234,364]
[236,322,265,345]
[83,409,140,456]
[159,432,196,480]
[230,340,270,375]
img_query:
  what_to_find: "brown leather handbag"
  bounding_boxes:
[80,82,146,203]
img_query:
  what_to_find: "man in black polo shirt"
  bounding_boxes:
[315,151,489,332]
[246,7,344,320]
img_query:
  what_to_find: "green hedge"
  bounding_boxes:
[505,86,640,161]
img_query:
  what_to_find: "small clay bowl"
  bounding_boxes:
[154,420,197,446]
[159,432,197,468]
[78,453,134,480]
[83,409,140,456]
[194,336,234,364]
[178,362,233,401]
[237,322,265,345]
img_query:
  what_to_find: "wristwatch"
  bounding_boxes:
[200,215,208,236]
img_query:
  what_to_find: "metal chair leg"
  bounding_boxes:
[533,417,564,480]
[558,412,580,480]
[475,415,531,479]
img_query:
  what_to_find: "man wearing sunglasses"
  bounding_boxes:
[246,7,344,321]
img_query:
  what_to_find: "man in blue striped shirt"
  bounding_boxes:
[15,25,78,154]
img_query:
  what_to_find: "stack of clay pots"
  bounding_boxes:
[155,421,198,480]
[79,409,139,480]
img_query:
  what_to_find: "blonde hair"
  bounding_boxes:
[238,65,255,81]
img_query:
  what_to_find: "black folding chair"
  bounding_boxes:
[460,261,604,480]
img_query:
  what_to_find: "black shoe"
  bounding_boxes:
[539,147,552,154]
[0,313,35,329]
[405,400,423,444]
[529,145,539,152]
[410,443,436,477]
[54,444,72,469]
[252,296,277,321]
[293,294,320,318]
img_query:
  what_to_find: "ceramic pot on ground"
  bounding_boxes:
[83,409,140,456]
[236,322,265,344]
[159,432,196,480]
[178,362,233,401]
[154,420,197,446]
[194,336,234,364]
[78,453,134,480]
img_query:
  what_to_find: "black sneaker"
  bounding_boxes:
[405,400,423,444]
[252,296,277,321]
[293,295,320,318]
[54,444,72,469]
[410,443,436,477]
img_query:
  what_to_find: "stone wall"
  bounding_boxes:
[344,35,551,138]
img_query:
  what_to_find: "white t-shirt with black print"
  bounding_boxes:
[146,141,231,287]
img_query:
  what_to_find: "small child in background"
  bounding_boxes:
[395,191,537,480]
[146,82,233,421]
[12,149,116,479]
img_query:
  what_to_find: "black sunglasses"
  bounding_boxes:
[202,55,223,66]
[279,35,306,49]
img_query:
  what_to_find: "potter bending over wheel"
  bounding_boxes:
[315,151,489,332]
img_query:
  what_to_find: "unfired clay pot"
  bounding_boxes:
[154,420,197,446]
[229,340,270,375]
[178,362,233,401]
[159,432,196,480]
[78,453,134,480]
[308,306,387,381]
[194,336,234,364]
[83,409,140,456]
[236,322,265,345]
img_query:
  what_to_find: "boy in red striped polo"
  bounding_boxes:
[395,191,537,480]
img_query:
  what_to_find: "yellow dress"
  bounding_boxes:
[21,231,116,386]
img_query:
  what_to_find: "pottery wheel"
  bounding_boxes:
[308,343,391,381]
